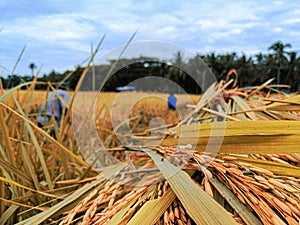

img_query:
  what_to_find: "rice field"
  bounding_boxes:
[3,90,199,148]
[1,79,300,225]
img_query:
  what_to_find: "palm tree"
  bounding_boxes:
[268,41,292,84]
[255,53,266,64]
[29,62,37,76]
[284,52,298,88]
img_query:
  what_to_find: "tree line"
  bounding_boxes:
[1,41,300,93]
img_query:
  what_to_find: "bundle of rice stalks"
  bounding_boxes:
[17,143,300,225]
[1,75,300,225]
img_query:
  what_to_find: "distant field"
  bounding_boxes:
[4,90,200,113]
[4,90,201,145]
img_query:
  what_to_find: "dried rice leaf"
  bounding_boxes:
[0,82,33,102]
[14,98,53,189]
[266,94,300,111]
[162,121,300,154]
[106,199,136,225]
[235,156,300,177]
[0,102,88,167]
[127,189,175,225]
[16,163,126,225]
[0,177,57,198]
[19,136,42,191]
[171,121,300,136]
[0,106,15,168]
[143,148,237,225]
[0,158,32,186]
[246,78,274,99]
[0,204,19,225]
[210,176,262,225]
[231,96,258,121]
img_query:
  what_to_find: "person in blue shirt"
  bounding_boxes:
[37,85,71,138]
[168,93,177,110]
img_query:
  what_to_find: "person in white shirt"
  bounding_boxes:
[37,85,71,138]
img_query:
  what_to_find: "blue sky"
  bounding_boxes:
[1,0,300,76]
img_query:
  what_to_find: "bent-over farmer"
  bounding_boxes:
[37,85,71,138]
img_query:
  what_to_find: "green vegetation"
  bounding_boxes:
[1,41,300,92]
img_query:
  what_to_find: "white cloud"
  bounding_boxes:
[290,31,300,36]
[283,18,300,24]
[1,0,300,75]
[3,14,98,51]
[293,9,300,15]
[272,27,282,32]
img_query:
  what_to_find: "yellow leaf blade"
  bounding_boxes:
[143,149,237,225]
[127,189,176,225]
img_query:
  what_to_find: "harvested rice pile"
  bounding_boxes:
[1,78,300,225]
[19,79,300,225]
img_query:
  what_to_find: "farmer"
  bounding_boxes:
[168,93,177,110]
[37,84,71,138]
